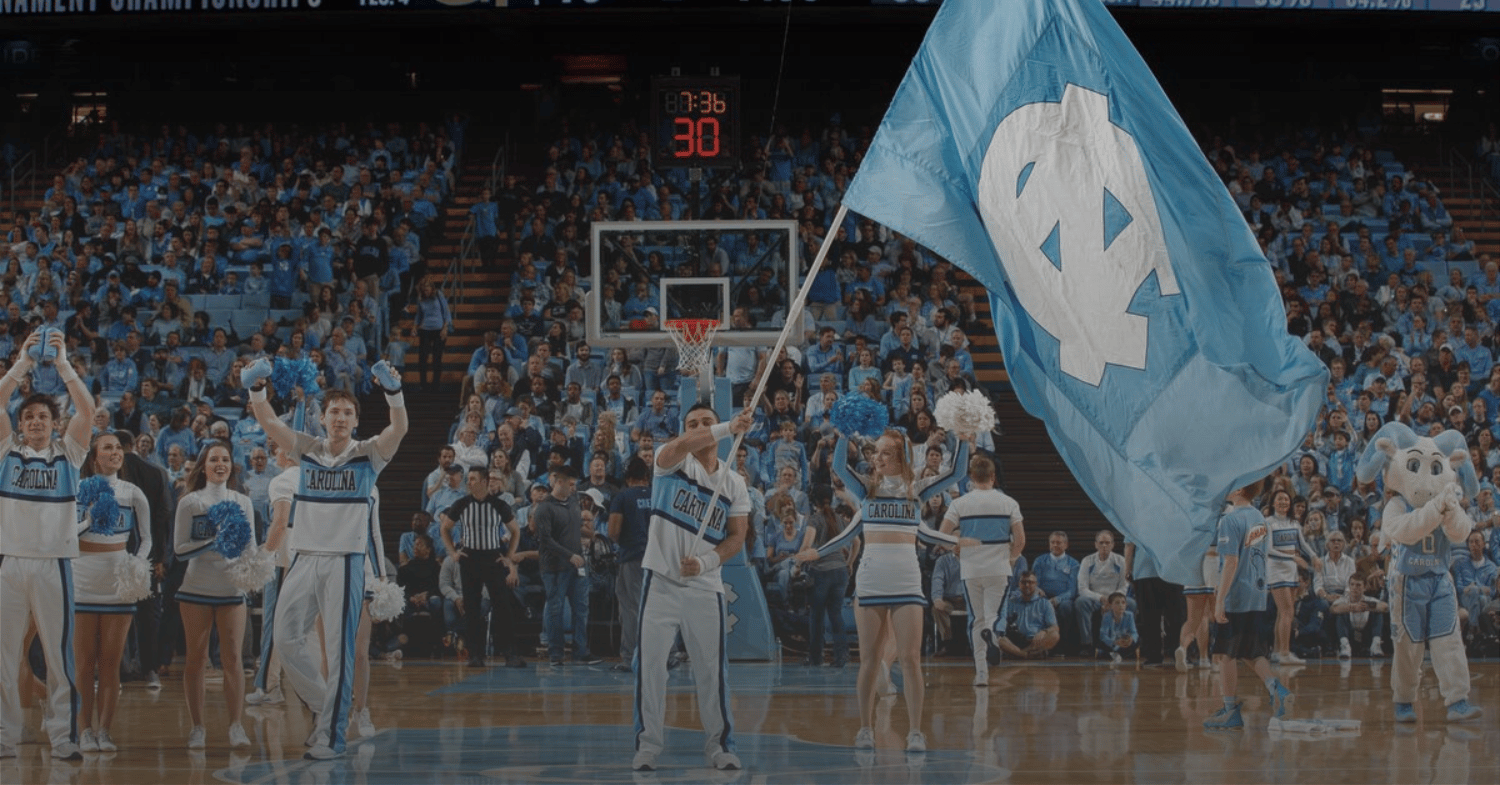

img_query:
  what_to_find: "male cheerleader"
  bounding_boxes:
[940,455,1024,686]
[633,403,753,773]
[246,357,407,760]
[1205,477,1293,730]
[0,330,94,760]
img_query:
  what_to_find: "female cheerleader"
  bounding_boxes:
[798,429,969,752]
[174,440,255,749]
[1264,488,1322,664]
[74,432,152,752]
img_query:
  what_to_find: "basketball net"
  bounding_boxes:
[665,318,720,404]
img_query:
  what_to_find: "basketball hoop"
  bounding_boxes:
[665,319,721,379]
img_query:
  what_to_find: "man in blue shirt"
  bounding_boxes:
[1206,477,1292,730]
[989,571,1058,661]
[1032,531,1080,654]
[631,390,678,447]
[803,327,845,379]
[1456,326,1494,381]
[606,458,653,672]
[469,187,499,264]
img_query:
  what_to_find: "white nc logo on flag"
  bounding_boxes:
[977,84,1179,386]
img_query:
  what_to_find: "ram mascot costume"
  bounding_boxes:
[1355,422,1482,722]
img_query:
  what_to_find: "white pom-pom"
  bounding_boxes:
[934,390,996,437]
[225,546,277,595]
[114,554,153,603]
[369,579,405,622]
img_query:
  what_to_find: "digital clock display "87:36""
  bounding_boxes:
[652,76,740,164]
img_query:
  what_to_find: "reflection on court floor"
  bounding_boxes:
[222,724,1007,785]
[430,660,914,696]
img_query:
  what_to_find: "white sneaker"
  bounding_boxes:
[144,672,161,690]
[1174,647,1190,672]
[247,686,285,705]
[50,742,81,760]
[1369,637,1383,657]
[710,750,742,770]
[905,730,927,753]
[854,727,875,749]
[631,751,656,772]
[228,723,250,748]
[80,728,99,753]
[353,708,376,738]
[1110,652,1122,665]
[1280,651,1306,665]
[1208,659,1220,672]
[1338,638,1352,660]
[95,730,116,752]
[187,726,206,750]
[303,744,340,761]
[1197,658,1213,671]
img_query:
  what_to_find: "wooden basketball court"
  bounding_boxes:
[5,655,1494,784]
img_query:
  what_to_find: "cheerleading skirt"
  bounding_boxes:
[1183,553,1220,596]
[1267,555,1300,590]
[178,552,244,606]
[855,543,927,607]
[74,550,137,614]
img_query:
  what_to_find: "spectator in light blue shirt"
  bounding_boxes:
[995,571,1060,660]
[1456,326,1494,381]
[804,327,845,378]
[1031,531,1081,653]
[1095,592,1138,662]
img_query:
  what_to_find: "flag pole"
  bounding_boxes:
[685,204,851,557]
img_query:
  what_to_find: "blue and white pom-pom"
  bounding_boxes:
[225,546,277,595]
[78,476,121,535]
[113,553,153,603]
[208,500,253,560]
[369,580,405,622]
[272,357,321,399]
[934,390,996,437]
[830,393,890,439]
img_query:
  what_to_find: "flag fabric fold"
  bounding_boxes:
[842,0,1327,584]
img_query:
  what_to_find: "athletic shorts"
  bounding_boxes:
[1211,610,1270,662]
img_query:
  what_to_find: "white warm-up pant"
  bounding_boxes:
[633,570,733,759]
[274,553,365,753]
[0,556,78,750]
[1389,572,1469,706]
[964,575,1009,676]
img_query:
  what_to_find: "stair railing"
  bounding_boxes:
[1445,146,1498,236]
[5,148,36,219]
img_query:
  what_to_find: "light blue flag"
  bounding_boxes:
[842,0,1328,585]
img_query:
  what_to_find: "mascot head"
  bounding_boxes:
[1355,422,1477,508]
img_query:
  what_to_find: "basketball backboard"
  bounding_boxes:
[587,220,798,348]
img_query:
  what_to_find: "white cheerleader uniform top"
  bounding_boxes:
[644,445,751,594]
[817,438,968,557]
[0,433,88,558]
[77,473,153,558]
[943,486,1022,580]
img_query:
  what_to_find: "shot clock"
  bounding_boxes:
[651,76,740,166]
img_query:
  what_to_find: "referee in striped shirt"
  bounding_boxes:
[440,465,526,669]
